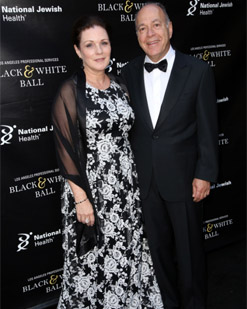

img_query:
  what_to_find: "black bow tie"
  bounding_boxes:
[144,59,168,73]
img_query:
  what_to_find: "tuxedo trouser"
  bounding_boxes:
[141,179,206,309]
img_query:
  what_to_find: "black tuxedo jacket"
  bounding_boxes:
[122,51,218,201]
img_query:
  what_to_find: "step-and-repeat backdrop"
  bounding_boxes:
[1,0,245,308]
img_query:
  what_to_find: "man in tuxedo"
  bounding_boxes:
[121,2,218,309]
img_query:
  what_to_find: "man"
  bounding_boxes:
[121,2,218,309]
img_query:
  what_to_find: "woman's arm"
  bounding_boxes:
[68,180,95,226]
[52,80,95,226]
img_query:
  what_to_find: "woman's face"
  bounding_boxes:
[74,25,111,73]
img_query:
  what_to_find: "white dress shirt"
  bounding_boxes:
[144,46,176,128]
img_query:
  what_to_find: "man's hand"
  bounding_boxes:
[192,178,210,202]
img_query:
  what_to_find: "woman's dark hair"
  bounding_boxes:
[72,15,110,47]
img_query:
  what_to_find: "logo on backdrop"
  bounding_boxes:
[23,268,63,294]
[187,0,201,16]
[217,97,229,104]
[97,0,145,22]
[203,214,234,240]
[210,180,232,190]
[0,57,67,88]
[187,0,233,16]
[17,228,61,252]
[10,168,62,199]
[107,58,128,75]
[218,132,230,146]
[1,124,53,145]
[1,5,63,22]
[17,232,33,252]
[190,43,231,67]
[0,124,17,145]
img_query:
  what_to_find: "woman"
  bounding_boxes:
[52,15,164,308]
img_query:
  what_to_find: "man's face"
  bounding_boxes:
[136,4,173,62]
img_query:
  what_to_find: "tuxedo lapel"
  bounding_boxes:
[133,57,153,131]
[155,52,191,130]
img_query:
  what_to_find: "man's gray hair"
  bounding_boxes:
[135,2,171,30]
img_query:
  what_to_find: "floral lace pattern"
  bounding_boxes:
[58,81,164,309]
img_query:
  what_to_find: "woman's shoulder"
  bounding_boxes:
[57,74,77,97]
[61,73,76,88]
[52,75,77,113]
[108,73,127,87]
[108,73,129,95]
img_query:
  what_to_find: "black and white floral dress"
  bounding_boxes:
[56,79,164,309]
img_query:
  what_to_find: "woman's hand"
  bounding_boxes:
[67,180,95,226]
[76,199,95,226]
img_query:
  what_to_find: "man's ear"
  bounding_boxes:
[168,22,173,39]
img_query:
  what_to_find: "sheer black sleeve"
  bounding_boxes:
[52,71,104,256]
[51,78,86,190]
